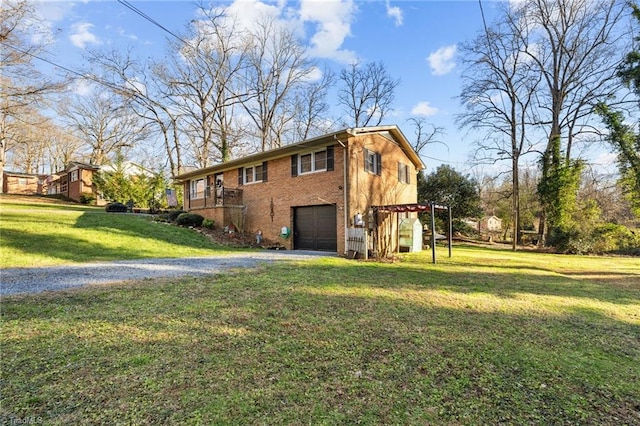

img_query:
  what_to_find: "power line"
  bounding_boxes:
[116,0,189,45]
[0,42,136,97]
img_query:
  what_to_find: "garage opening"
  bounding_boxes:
[294,205,337,251]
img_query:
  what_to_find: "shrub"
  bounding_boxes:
[202,218,215,229]
[79,194,96,205]
[546,226,593,254]
[167,209,185,222]
[176,213,204,227]
[591,223,640,254]
[105,202,128,213]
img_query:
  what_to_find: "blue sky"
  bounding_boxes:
[31,1,524,174]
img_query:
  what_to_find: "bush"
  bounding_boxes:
[591,223,640,254]
[105,202,128,213]
[175,213,204,227]
[202,218,215,229]
[79,194,96,205]
[167,209,185,222]
[546,226,594,254]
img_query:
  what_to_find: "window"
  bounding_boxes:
[70,170,79,182]
[364,149,382,175]
[291,146,334,177]
[398,163,410,184]
[240,162,268,185]
[18,178,27,186]
[190,178,205,199]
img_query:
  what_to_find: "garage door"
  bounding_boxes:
[294,205,337,251]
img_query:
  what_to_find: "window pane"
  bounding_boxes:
[245,167,253,183]
[366,151,375,172]
[300,154,312,173]
[255,164,263,181]
[314,150,327,170]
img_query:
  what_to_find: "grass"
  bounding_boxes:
[0,194,235,268]
[2,246,639,424]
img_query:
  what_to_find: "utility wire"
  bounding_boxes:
[0,41,136,97]
[117,0,189,45]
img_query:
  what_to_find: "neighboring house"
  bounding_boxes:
[480,215,503,232]
[2,171,46,195]
[175,126,425,255]
[47,162,103,205]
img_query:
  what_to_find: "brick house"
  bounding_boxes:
[175,126,425,255]
[2,171,46,195]
[47,162,104,205]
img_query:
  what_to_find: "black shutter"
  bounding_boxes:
[326,146,334,171]
[262,161,268,182]
[291,154,298,177]
[238,168,243,186]
[376,153,382,175]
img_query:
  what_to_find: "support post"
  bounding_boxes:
[430,202,436,264]
[448,205,453,258]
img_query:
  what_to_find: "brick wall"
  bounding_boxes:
[182,132,420,255]
[2,175,41,195]
[237,145,346,251]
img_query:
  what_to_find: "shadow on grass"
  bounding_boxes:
[0,228,170,264]
[2,264,638,425]
[1,210,236,265]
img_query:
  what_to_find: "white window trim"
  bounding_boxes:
[243,164,264,185]
[190,178,205,199]
[70,170,79,182]
[298,148,328,175]
[398,162,410,184]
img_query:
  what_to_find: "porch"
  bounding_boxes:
[186,187,243,210]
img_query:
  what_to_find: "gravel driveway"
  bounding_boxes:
[0,251,333,296]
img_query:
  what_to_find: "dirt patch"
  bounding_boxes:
[195,227,286,250]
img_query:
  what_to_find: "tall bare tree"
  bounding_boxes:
[86,48,186,177]
[457,3,541,250]
[241,15,317,151]
[458,0,630,246]
[59,92,148,165]
[0,0,64,190]
[337,61,399,128]
[291,68,336,142]
[514,0,630,242]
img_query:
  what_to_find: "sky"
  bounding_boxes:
[28,0,615,176]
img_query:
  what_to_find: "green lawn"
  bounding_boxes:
[0,195,235,268]
[2,245,639,424]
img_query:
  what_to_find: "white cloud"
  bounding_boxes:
[428,44,457,76]
[411,101,438,117]
[385,1,403,27]
[72,79,95,96]
[69,22,101,49]
[299,0,357,63]
[116,27,138,41]
[197,0,357,63]
[304,66,324,82]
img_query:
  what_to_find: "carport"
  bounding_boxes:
[371,202,452,263]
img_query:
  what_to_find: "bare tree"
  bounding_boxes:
[241,14,317,151]
[337,61,400,128]
[514,0,630,241]
[458,0,630,247]
[157,7,249,167]
[405,117,446,156]
[59,92,148,165]
[457,3,541,250]
[86,48,186,177]
[0,0,65,190]
[291,68,336,142]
